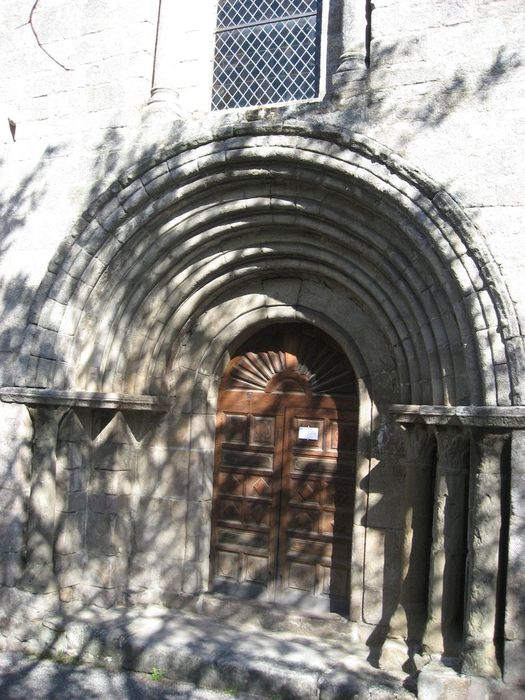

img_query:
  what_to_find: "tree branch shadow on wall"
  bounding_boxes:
[284,41,523,149]
[0,34,523,694]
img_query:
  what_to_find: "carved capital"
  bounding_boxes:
[434,426,469,475]
[401,423,434,465]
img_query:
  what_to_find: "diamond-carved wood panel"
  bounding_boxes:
[218,499,242,524]
[218,472,244,496]
[292,478,321,504]
[244,554,269,584]
[217,551,239,579]
[247,475,272,498]
[246,501,271,527]
[288,507,318,533]
[288,561,316,591]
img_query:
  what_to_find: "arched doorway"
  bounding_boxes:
[210,323,358,614]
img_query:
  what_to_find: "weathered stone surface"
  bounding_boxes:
[0,596,412,699]
[0,0,524,692]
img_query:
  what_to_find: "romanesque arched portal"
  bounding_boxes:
[3,121,524,680]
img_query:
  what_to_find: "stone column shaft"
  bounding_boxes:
[399,425,435,635]
[337,0,368,74]
[21,406,67,592]
[385,424,434,668]
[504,429,525,685]
[149,0,183,115]
[424,427,469,656]
[463,429,508,678]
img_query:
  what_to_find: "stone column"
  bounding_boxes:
[20,406,67,593]
[424,427,469,656]
[463,429,509,678]
[336,0,368,76]
[381,424,434,671]
[505,429,525,685]
[399,424,435,642]
[148,0,183,116]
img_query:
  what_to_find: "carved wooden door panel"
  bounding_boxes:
[211,400,284,600]
[210,324,358,612]
[278,408,356,614]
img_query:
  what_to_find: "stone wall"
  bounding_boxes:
[0,0,524,690]
[54,408,190,606]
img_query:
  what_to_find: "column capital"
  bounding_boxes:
[400,423,434,464]
[432,425,470,474]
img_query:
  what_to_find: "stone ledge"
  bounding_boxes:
[389,404,525,428]
[0,387,173,412]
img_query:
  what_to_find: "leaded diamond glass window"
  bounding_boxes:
[212,0,322,110]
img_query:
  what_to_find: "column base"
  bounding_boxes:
[462,639,501,679]
[418,662,496,700]
[147,87,184,119]
[334,51,368,82]
[332,54,368,99]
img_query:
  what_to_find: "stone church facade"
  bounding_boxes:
[0,0,524,694]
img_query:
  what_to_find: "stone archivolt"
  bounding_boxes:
[3,120,524,685]
[17,121,522,411]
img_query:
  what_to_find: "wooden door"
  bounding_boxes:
[210,325,357,613]
[278,407,356,613]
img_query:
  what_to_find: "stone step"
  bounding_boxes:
[0,591,414,699]
[162,592,359,640]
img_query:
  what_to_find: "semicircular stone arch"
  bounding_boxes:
[19,121,524,409]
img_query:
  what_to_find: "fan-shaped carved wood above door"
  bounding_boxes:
[223,324,358,403]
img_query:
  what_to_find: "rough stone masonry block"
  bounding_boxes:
[55,512,85,555]
[418,662,482,700]
[90,468,133,496]
[363,528,386,625]
[54,552,84,588]
[134,497,187,560]
[143,411,191,449]
[136,446,189,498]
[0,552,22,587]
[504,639,525,687]
[92,443,134,472]
[0,488,25,552]
[187,449,214,503]
[86,510,115,556]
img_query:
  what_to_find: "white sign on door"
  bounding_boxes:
[298,426,319,441]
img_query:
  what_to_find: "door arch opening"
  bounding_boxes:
[210,323,359,614]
